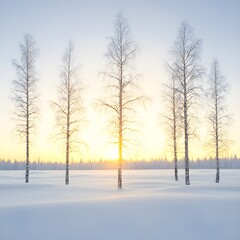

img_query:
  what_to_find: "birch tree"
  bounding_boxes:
[163,76,181,181]
[167,22,204,185]
[12,34,39,183]
[99,13,142,189]
[207,59,231,183]
[52,42,83,185]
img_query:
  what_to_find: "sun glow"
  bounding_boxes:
[106,147,119,161]
[0,1,239,164]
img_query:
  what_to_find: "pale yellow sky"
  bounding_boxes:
[0,0,239,162]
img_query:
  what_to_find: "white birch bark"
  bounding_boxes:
[12,34,39,183]
[52,42,83,185]
[207,59,231,183]
[99,13,142,189]
[167,22,203,185]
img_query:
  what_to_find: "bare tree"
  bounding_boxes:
[207,59,231,183]
[99,13,143,189]
[167,22,204,185]
[52,42,83,185]
[162,76,181,181]
[12,34,39,183]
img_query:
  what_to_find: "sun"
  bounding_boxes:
[106,147,119,160]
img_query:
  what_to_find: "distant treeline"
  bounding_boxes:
[0,157,240,170]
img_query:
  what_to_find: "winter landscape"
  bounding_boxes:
[1,1,240,240]
[1,169,240,240]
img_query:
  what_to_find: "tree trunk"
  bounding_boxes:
[174,137,178,181]
[66,77,70,185]
[65,107,70,185]
[184,90,190,185]
[66,133,69,185]
[118,125,123,189]
[25,122,29,183]
[215,102,220,183]
[216,149,219,183]
[118,147,122,189]
[25,70,29,183]
[215,67,220,183]
[173,88,178,181]
[66,108,70,184]
[118,72,123,189]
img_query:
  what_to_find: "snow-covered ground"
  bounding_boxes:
[0,169,239,240]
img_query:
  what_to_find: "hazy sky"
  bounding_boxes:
[0,0,240,162]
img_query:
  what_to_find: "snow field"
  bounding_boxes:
[0,169,239,240]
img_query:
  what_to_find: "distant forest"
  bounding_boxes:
[1,157,239,170]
